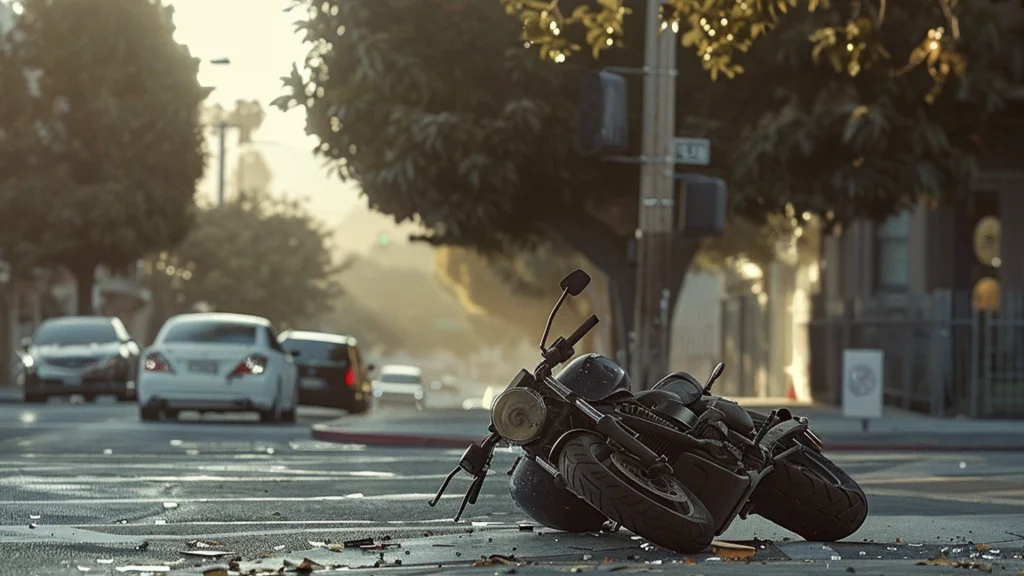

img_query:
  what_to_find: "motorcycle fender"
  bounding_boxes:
[548,428,596,463]
[761,418,809,453]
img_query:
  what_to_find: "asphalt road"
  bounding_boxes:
[1,399,1023,575]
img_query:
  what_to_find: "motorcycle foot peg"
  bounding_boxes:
[602,520,621,533]
[552,473,567,491]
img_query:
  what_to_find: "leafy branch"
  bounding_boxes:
[502,0,969,96]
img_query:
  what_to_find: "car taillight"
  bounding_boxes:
[144,353,174,373]
[230,355,267,376]
[344,366,356,386]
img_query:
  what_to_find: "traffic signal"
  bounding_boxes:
[578,71,629,157]
[676,174,727,237]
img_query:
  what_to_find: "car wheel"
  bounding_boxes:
[139,406,159,421]
[24,393,47,404]
[282,408,296,423]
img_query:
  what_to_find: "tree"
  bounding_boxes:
[0,0,207,314]
[144,180,342,330]
[275,0,1020,358]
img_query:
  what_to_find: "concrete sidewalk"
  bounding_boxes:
[311,401,1024,451]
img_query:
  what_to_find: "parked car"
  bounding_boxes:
[277,330,373,413]
[372,364,425,409]
[20,316,141,403]
[137,312,298,423]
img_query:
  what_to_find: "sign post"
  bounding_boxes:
[842,349,885,432]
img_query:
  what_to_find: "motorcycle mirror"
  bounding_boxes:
[703,362,725,394]
[539,289,569,350]
[559,269,591,297]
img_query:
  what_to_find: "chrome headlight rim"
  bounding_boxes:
[490,387,547,446]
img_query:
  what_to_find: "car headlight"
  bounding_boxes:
[490,388,546,445]
[21,355,34,369]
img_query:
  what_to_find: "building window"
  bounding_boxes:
[875,209,911,292]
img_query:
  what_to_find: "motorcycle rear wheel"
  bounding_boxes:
[748,411,868,542]
[557,431,715,554]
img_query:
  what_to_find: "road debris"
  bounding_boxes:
[179,550,234,558]
[917,553,993,572]
[342,537,373,548]
[202,568,228,576]
[295,559,323,574]
[136,541,150,551]
[710,541,756,560]
[162,502,178,509]
[471,554,520,567]
[187,539,222,548]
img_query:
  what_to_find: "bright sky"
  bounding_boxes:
[166,0,363,227]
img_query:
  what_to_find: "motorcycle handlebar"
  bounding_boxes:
[566,314,599,347]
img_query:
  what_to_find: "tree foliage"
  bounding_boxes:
[277,0,1020,359]
[275,0,603,253]
[507,0,972,93]
[0,0,207,312]
[144,182,342,330]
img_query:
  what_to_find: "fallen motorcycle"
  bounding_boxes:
[428,269,868,553]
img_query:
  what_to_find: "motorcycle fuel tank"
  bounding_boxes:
[555,353,632,401]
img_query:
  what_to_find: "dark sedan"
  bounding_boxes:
[20,316,141,403]
[278,330,373,414]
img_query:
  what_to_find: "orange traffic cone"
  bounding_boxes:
[785,383,797,401]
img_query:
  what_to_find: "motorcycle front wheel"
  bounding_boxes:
[557,432,715,554]
[748,411,869,542]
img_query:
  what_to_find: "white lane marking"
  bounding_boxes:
[0,493,490,506]
[0,473,452,483]
[866,488,1024,507]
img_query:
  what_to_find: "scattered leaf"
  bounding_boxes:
[202,569,228,576]
[896,537,904,543]
[975,543,992,551]
[917,553,992,573]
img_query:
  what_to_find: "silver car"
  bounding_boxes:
[371,364,425,409]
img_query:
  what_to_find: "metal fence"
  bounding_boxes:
[808,290,1024,417]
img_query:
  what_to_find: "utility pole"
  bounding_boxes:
[630,0,678,389]
[217,121,227,207]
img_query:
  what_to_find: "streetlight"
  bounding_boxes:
[208,57,231,207]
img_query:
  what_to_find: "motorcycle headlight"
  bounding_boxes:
[491,388,546,445]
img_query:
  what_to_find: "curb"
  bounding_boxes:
[310,426,1024,452]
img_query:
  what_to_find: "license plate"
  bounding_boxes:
[189,361,218,374]
[300,377,327,389]
[64,375,82,387]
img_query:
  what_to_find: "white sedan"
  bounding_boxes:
[137,313,299,423]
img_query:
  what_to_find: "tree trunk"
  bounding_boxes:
[551,213,704,388]
[71,263,97,316]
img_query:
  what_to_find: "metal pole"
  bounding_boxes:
[217,122,227,207]
[631,0,677,389]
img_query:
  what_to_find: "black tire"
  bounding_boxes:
[747,410,868,542]
[557,432,715,554]
[139,406,159,421]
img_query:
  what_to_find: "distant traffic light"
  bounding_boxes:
[578,71,629,157]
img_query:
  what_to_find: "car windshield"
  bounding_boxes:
[162,321,257,345]
[33,320,118,346]
[283,339,350,365]
[380,372,421,385]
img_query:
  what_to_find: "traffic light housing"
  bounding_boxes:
[578,71,629,157]
[676,174,727,237]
